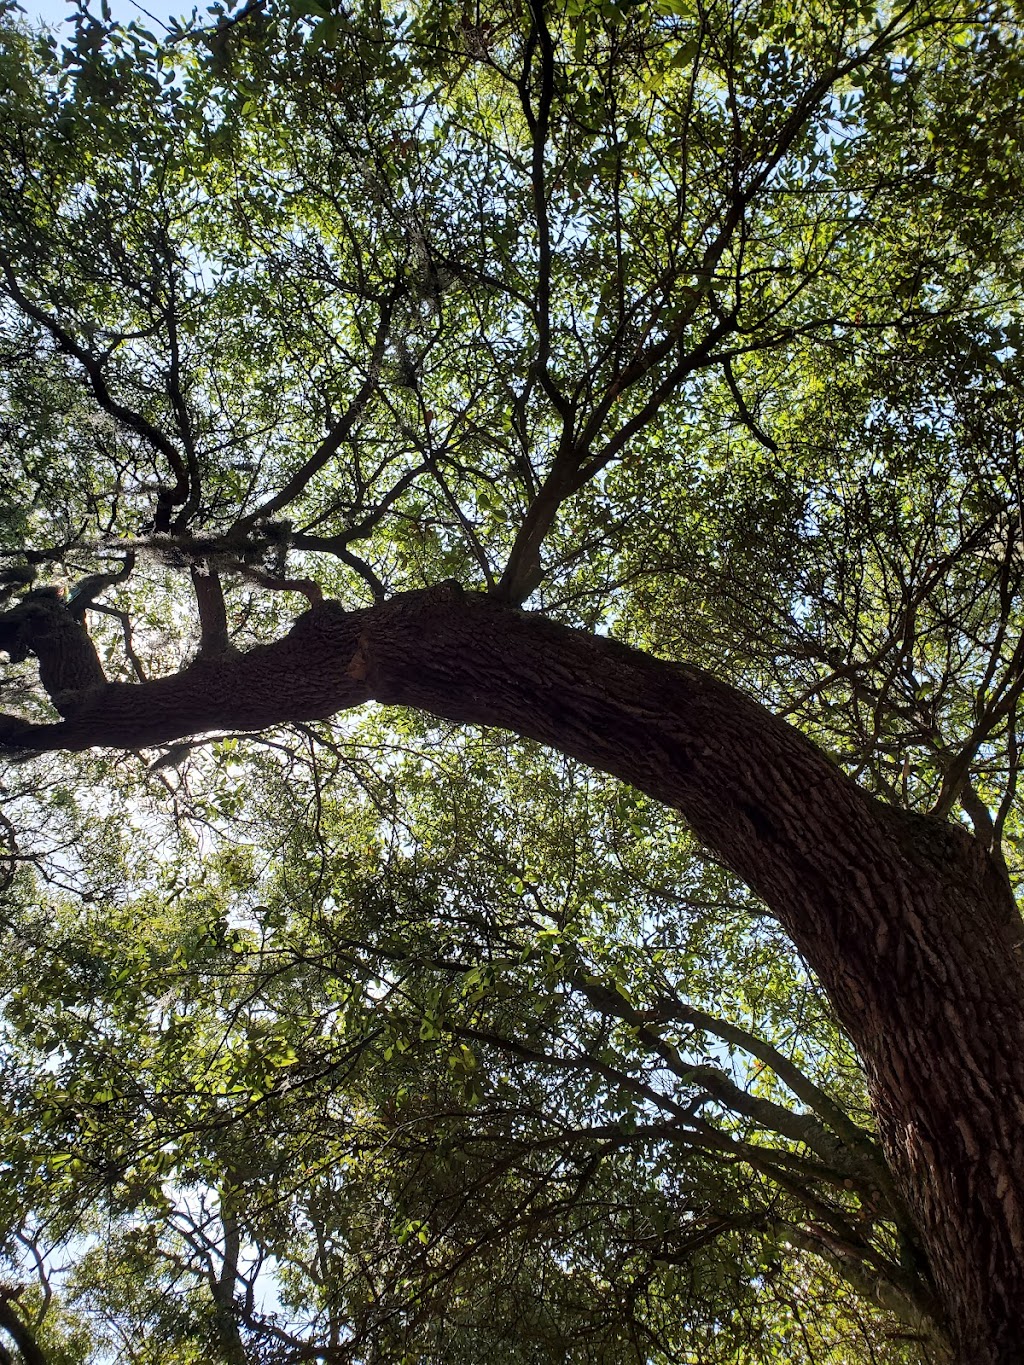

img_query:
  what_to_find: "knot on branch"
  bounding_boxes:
[0,589,62,661]
[0,588,108,717]
[286,597,349,638]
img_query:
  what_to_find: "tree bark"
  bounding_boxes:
[3,584,1024,1362]
[0,1294,49,1365]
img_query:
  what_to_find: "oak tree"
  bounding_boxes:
[1,0,1023,1358]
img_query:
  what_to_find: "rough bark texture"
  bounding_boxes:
[4,584,1024,1362]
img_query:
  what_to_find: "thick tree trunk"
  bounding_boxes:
[4,584,1024,1361]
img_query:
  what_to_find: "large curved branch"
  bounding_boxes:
[0,584,1004,939]
[0,588,985,856]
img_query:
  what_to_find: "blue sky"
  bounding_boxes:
[25,0,198,33]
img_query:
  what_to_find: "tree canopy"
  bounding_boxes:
[0,0,1023,1360]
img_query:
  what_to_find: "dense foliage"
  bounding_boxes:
[0,0,1022,1358]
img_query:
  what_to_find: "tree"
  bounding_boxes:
[0,0,1022,1358]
